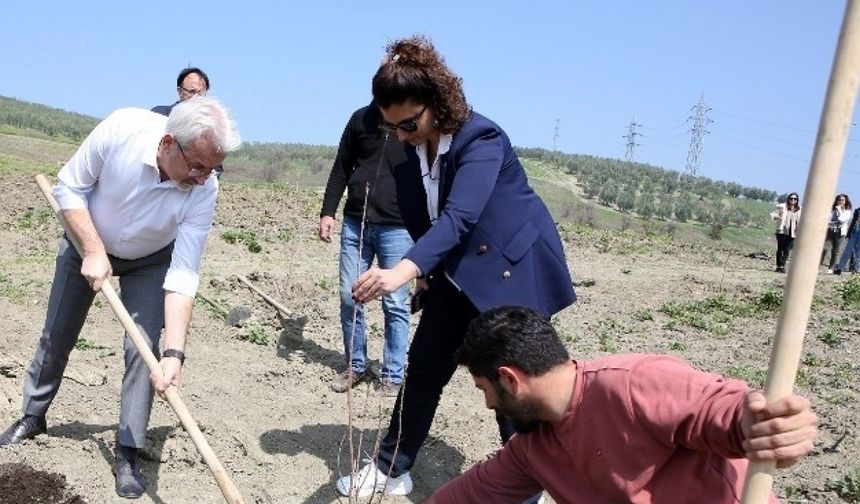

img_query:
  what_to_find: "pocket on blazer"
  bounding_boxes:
[501,222,538,263]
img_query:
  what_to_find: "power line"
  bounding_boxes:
[553,118,561,152]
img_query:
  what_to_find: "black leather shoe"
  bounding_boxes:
[114,445,145,499]
[0,415,46,446]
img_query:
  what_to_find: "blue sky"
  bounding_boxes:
[1,1,859,197]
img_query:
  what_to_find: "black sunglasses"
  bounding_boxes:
[380,106,427,134]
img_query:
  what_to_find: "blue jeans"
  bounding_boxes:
[339,215,413,383]
[838,232,860,272]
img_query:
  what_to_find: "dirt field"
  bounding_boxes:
[0,171,857,503]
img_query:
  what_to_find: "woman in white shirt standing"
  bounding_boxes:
[771,192,801,273]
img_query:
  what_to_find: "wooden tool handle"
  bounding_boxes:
[741,1,860,502]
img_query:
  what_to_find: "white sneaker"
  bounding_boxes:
[827,268,835,274]
[522,492,547,504]
[335,462,413,497]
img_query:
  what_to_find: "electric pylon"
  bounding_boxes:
[685,94,712,175]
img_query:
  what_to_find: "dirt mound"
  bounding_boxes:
[0,463,86,504]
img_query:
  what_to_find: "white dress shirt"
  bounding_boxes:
[52,108,217,297]
[416,133,460,287]
[415,133,453,223]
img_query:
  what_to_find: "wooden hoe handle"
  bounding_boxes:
[742,1,860,502]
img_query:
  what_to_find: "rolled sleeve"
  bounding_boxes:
[52,183,91,210]
[163,186,216,298]
[163,266,200,298]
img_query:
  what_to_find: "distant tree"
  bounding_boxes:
[726,182,743,198]
[616,190,636,211]
[663,173,680,194]
[708,222,725,240]
[727,205,751,227]
[598,184,618,206]
[655,198,674,220]
[675,194,693,222]
[311,158,326,174]
[635,193,656,220]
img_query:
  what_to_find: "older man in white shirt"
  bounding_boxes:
[0,96,240,499]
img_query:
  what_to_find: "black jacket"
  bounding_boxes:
[320,103,407,225]
[848,208,860,237]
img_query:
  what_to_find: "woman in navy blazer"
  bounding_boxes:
[338,35,576,498]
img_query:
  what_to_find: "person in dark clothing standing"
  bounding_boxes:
[319,103,413,397]
[771,192,801,273]
[835,206,860,274]
[152,67,210,116]
[152,67,223,179]
[337,36,575,498]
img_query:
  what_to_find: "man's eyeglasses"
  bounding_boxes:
[179,86,206,97]
[380,106,427,134]
[176,141,214,178]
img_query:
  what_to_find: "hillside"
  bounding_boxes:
[0,94,779,251]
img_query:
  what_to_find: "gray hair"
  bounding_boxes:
[166,96,241,153]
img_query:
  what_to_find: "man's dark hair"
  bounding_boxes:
[457,306,570,383]
[176,67,210,89]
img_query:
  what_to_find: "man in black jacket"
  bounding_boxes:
[152,67,222,178]
[152,67,210,115]
[319,103,412,397]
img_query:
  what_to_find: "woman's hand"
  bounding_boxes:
[353,259,420,303]
[416,277,430,293]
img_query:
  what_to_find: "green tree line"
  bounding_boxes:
[0,96,98,142]
[516,147,778,228]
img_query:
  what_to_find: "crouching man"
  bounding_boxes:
[0,97,240,499]
[422,306,817,503]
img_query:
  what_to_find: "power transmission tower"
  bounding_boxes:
[553,118,561,152]
[623,115,641,162]
[685,94,712,175]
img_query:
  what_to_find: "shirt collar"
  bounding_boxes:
[416,133,453,157]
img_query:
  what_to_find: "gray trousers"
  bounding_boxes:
[23,238,173,449]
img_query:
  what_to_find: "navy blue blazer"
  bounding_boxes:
[394,112,576,316]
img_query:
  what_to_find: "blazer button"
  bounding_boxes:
[502,270,511,279]
[478,245,488,254]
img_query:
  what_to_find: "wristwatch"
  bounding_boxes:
[162,348,186,365]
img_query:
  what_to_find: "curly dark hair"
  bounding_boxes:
[372,35,470,134]
[833,193,852,211]
[456,306,570,384]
